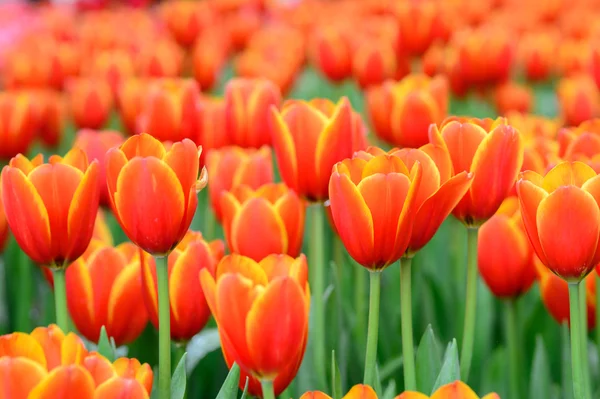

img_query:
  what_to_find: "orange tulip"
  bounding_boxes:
[519,31,555,82]
[141,231,223,341]
[106,133,207,255]
[494,82,533,116]
[270,97,365,201]
[136,38,184,78]
[300,384,377,399]
[517,161,600,281]
[200,254,310,396]
[478,197,536,298]
[28,325,88,370]
[113,357,154,394]
[559,120,600,166]
[224,78,282,148]
[94,376,149,399]
[221,183,306,261]
[0,91,41,160]
[82,352,116,387]
[557,40,590,78]
[67,78,113,130]
[352,38,397,89]
[206,146,273,222]
[309,25,353,82]
[393,1,450,56]
[65,241,148,346]
[73,129,125,207]
[27,365,95,399]
[197,97,230,164]
[0,356,47,399]
[1,149,100,266]
[434,117,524,226]
[117,79,149,135]
[192,30,230,92]
[328,153,422,269]
[159,1,216,48]
[396,380,501,399]
[82,49,136,96]
[537,259,596,329]
[137,79,202,143]
[557,75,600,127]
[366,74,448,148]
[37,90,68,149]
[223,8,262,51]
[0,178,8,254]
[2,46,53,90]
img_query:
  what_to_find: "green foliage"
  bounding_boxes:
[216,363,240,399]
[171,353,188,399]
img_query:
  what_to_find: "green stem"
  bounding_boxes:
[175,343,187,399]
[569,282,588,399]
[53,268,69,333]
[15,250,32,332]
[309,204,326,389]
[505,299,520,399]
[333,237,346,383]
[157,255,171,399]
[363,271,382,387]
[460,227,479,382]
[355,262,367,354]
[260,380,275,399]
[400,257,416,390]
[579,281,591,398]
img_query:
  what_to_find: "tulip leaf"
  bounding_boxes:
[331,350,343,399]
[529,336,551,399]
[216,363,240,399]
[240,377,249,399]
[98,326,115,362]
[185,328,221,374]
[431,339,460,394]
[561,324,574,399]
[416,325,442,394]
[381,380,396,399]
[171,352,187,399]
[374,364,383,396]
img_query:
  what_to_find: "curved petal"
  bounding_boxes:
[0,357,47,399]
[27,365,95,399]
[94,377,149,399]
[163,139,200,203]
[273,191,306,257]
[269,106,299,192]
[422,124,453,183]
[537,186,600,281]
[328,172,374,267]
[343,384,379,399]
[394,392,429,399]
[0,332,47,369]
[430,380,478,399]
[215,254,268,285]
[393,148,441,209]
[30,325,65,370]
[299,393,333,399]
[440,121,486,174]
[61,333,88,366]
[246,277,307,377]
[82,352,116,387]
[516,180,549,266]
[119,133,166,160]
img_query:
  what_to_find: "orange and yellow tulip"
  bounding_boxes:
[224,78,282,148]
[494,82,533,116]
[366,74,448,148]
[27,364,95,399]
[0,91,41,160]
[518,31,555,82]
[159,0,216,48]
[206,146,273,222]
[37,90,68,149]
[66,241,149,346]
[137,78,202,143]
[117,79,149,135]
[352,38,398,90]
[557,75,600,127]
[197,97,230,163]
[309,25,353,83]
[93,376,149,399]
[1,149,100,266]
[393,2,450,56]
[270,97,365,201]
[397,380,500,399]
[0,356,47,399]
[106,133,207,255]
[136,38,184,78]
[73,129,124,207]
[112,357,153,395]
[82,49,136,95]
[192,31,230,92]
[221,183,306,261]
[478,197,536,298]
[328,153,422,269]
[200,254,310,397]
[300,384,377,399]
[434,117,524,226]
[67,78,113,130]
[517,161,600,281]
[141,230,224,341]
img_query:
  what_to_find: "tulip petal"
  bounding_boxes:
[409,171,473,253]
[246,276,307,377]
[82,353,116,387]
[0,357,47,399]
[30,324,66,370]
[299,393,333,399]
[343,384,378,399]
[199,269,218,319]
[230,198,288,261]
[94,377,149,399]
[0,332,47,369]
[216,254,268,285]
[362,155,409,179]
[422,125,453,183]
[273,191,305,257]
[1,167,52,264]
[441,121,486,173]
[517,180,549,266]
[120,133,166,160]
[28,365,95,399]
[329,173,374,267]
[394,392,429,399]
[163,139,200,203]
[65,259,98,343]
[269,107,299,192]
[115,158,185,254]
[542,161,597,193]
[61,333,88,366]
[430,381,479,399]
[394,148,441,209]
[537,186,600,280]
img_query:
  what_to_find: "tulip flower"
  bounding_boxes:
[106,133,206,399]
[352,38,398,89]
[65,241,149,346]
[94,376,149,399]
[300,384,377,399]
[221,183,305,261]
[200,254,309,398]
[309,25,353,82]
[224,78,282,148]
[192,29,230,92]
[136,38,184,78]
[83,49,136,95]
[206,146,273,222]
[519,31,555,82]
[396,380,500,399]
[366,75,448,148]
[2,46,53,90]
[137,78,203,143]
[494,82,533,116]
[67,78,113,130]
[73,129,125,207]
[517,161,600,399]
[113,357,154,395]
[159,0,216,48]
[0,356,47,398]
[223,8,262,51]
[197,97,230,164]
[141,230,223,342]
[393,1,450,56]
[28,364,96,399]
[557,75,600,127]
[117,79,149,135]
[0,91,41,160]
[37,90,68,149]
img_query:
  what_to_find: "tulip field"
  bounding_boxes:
[2,0,600,398]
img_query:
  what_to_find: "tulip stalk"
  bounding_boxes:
[260,380,275,399]
[364,270,381,387]
[156,255,171,399]
[505,299,520,399]
[460,226,479,381]
[309,204,327,389]
[568,282,589,399]
[53,267,69,333]
[579,281,591,398]
[355,263,367,353]
[400,257,416,390]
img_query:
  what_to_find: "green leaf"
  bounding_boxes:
[98,326,115,362]
[185,328,221,373]
[479,347,507,399]
[240,377,249,399]
[171,353,187,399]
[381,380,397,399]
[561,324,574,399]
[378,355,403,382]
[216,363,240,399]
[431,339,460,394]
[331,350,343,399]
[374,364,383,396]
[415,325,442,394]
[529,336,551,399]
